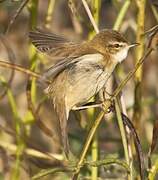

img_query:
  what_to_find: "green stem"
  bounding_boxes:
[114,98,129,165]
[27,0,38,29]
[151,5,158,23]
[88,1,101,179]
[7,88,25,180]
[72,100,111,179]
[45,0,55,29]
[113,0,131,31]
[87,104,99,180]
[112,1,132,178]
[91,132,98,180]
[133,0,146,129]
[148,159,158,180]
[27,0,39,104]
[87,100,98,180]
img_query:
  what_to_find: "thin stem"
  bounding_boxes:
[27,0,39,104]
[0,60,44,80]
[5,0,29,34]
[113,0,131,30]
[87,1,101,179]
[0,75,25,179]
[148,159,158,180]
[112,1,132,178]
[151,5,158,23]
[72,101,111,180]
[133,0,146,127]
[81,0,99,33]
[114,98,129,165]
[0,140,63,161]
[45,0,55,29]
[91,132,98,180]
[27,0,39,28]
[86,100,99,180]
[7,88,25,180]
[120,96,133,180]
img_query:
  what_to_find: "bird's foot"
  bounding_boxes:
[101,99,113,113]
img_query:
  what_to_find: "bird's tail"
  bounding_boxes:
[57,105,70,159]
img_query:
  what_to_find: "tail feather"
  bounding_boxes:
[48,72,71,158]
[59,109,70,158]
[55,102,70,158]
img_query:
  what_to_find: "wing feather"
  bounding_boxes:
[42,53,103,82]
[29,28,78,54]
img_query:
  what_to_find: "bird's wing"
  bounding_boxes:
[40,56,75,84]
[42,53,103,84]
[29,28,80,58]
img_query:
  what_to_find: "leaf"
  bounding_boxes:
[121,113,146,180]
[150,120,158,155]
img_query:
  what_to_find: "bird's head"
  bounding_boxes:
[90,30,138,63]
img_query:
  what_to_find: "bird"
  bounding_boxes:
[29,28,138,158]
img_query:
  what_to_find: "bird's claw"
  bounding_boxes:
[101,99,113,113]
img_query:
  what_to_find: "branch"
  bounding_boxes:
[81,0,99,33]
[0,60,51,84]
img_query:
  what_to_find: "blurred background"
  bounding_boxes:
[0,0,158,179]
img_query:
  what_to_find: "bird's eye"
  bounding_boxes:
[114,44,120,48]
[108,43,121,48]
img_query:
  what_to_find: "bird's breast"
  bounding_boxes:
[65,56,111,108]
[46,53,115,111]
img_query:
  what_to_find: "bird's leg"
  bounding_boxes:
[101,99,114,113]
[72,102,103,111]
[103,89,112,98]
[98,87,112,103]
[72,88,113,111]
[72,99,113,112]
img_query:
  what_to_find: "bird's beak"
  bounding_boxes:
[128,43,140,48]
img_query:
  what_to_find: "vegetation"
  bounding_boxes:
[0,0,158,179]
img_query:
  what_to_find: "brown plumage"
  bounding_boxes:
[29,29,136,158]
